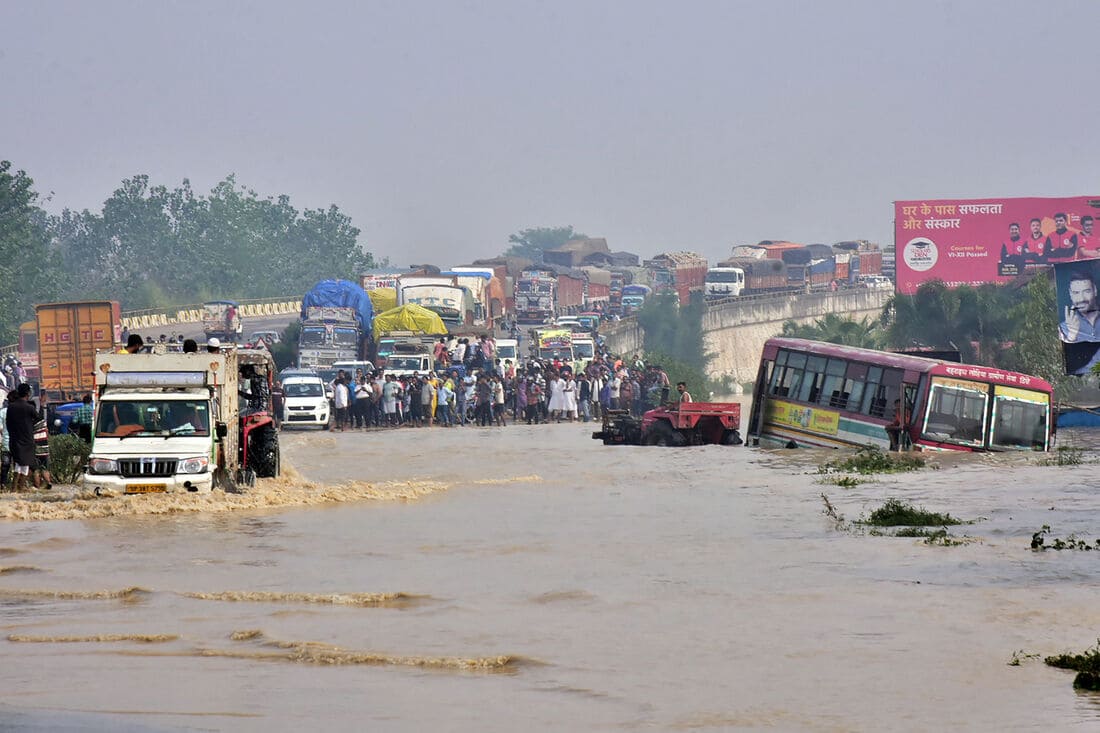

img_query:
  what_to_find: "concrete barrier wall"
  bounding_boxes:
[705,290,890,385]
[601,318,644,359]
[602,289,890,385]
[119,300,302,331]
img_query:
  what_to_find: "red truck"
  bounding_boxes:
[593,402,742,446]
[643,252,709,305]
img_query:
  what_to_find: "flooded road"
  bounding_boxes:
[1,418,1099,731]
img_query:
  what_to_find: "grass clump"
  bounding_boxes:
[865,498,963,527]
[1036,446,1085,466]
[1044,640,1100,691]
[819,445,926,475]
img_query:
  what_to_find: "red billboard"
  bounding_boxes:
[894,196,1100,294]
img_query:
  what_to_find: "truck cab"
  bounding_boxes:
[383,342,433,378]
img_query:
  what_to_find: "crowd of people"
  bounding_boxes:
[310,339,679,432]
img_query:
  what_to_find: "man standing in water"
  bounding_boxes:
[4,384,37,492]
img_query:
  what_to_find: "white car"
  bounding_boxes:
[281,375,330,428]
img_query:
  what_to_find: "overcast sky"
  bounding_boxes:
[4,0,1099,268]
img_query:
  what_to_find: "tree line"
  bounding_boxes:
[0,161,378,342]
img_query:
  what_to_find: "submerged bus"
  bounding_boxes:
[746,338,1052,452]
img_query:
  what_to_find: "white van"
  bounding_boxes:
[282,375,330,428]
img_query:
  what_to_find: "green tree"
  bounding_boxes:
[781,313,883,348]
[49,174,379,310]
[505,226,585,262]
[999,273,1075,397]
[635,291,714,395]
[0,161,59,340]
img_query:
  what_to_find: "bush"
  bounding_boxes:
[48,433,91,484]
[819,445,926,475]
[1045,640,1100,691]
[865,498,962,526]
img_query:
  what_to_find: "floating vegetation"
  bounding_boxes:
[1030,526,1100,551]
[819,445,926,476]
[820,493,850,532]
[1044,640,1100,691]
[1008,649,1040,667]
[1036,446,1085,467]
[865,498,964,527]
[821,494,974,544]
[817,475,863,488]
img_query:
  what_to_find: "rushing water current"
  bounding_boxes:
[1,411,1099,731]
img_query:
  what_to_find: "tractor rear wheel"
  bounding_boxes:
[248,426,281,478]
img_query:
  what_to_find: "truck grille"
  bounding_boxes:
[118,458,179,478]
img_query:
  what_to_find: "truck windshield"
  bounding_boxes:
[300,327,326,346]
[388,357,425,370]
[497,345,517,359]
[333,328,359,347]
[96,400,210,437]
[706,271,740,283]
[574,342,594,358]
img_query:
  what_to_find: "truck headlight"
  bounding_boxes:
[179,456,209,474]
[88,458,119,475]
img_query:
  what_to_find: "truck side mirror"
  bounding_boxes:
[215,422,228,439]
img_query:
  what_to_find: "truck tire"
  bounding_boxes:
[249,426,281,478]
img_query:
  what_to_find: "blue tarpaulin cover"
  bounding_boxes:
[301,280,374,333]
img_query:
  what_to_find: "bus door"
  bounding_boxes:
[747,359,773,444]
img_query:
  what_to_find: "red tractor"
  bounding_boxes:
[593,402,742,446]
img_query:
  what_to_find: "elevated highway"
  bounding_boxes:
[601,289,891,386]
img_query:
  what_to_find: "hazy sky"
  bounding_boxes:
[4,0,1099,269]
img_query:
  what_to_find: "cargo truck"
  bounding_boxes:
[83,347,280,494]
[36,301,122,404]
[299,280,375,368]
[202,300,243,342]
[515,270,556,324]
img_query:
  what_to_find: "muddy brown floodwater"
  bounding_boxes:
[1,411,1099,731]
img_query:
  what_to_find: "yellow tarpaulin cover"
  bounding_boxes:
[373,304,448,340]
[368,287,397,314]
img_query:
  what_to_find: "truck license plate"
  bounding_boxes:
[125,483,167,494]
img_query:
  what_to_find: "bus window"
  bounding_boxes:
[922,377,989,446]
[797,355,826,402]
[991,387,1050,450]
[821,358,847,408]
[861,366,883,415]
